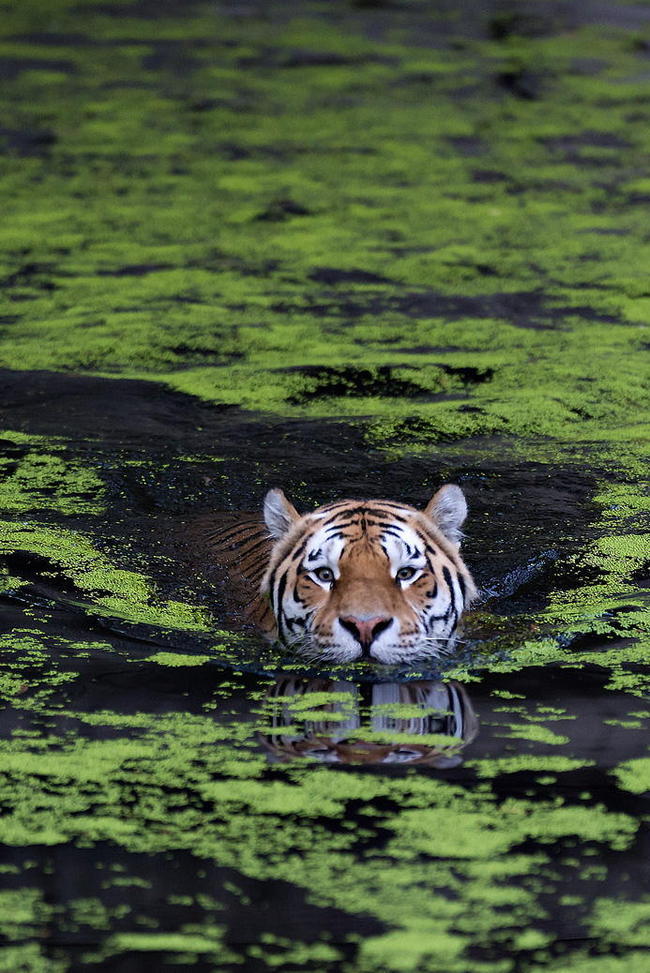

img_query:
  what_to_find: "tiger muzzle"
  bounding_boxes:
[339,615,394,657]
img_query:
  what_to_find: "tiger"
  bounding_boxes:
[203,484,477,664]
[259,677,478,766]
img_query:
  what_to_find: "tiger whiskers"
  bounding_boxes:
[279,634,349,664]
[276,629,459,665]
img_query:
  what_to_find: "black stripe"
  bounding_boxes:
[322,505,371,524]
[365,501,410,516]
[320,511,356,527]
[405,525,428,548]
[275,572,287,640]
[442,566,456,616]
[323,520,358,534]
[318,500,357,512]
[426,613,449,631]
[457,574,466,606]
[207,521,263,544]
[378,527,403,539]
[266,562,279,602]
[239,559,267,577]
[291,538,309,561]
[316,499,411,519]
[227,535,269,556]
[367,519,407,531]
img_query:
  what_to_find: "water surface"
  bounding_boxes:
[0,1,648,970]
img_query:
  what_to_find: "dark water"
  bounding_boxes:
[1,1,649,970]
[1,366,648,971]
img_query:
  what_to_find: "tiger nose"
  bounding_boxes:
[339,615,393,651]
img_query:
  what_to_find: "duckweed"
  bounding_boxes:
[0,0,648,969]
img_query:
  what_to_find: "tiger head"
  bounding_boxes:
[261,485,477,663]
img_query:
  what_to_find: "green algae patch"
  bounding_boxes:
[104,930,227,954]
[470,756,594,778]
[0,655,641,964]
[446,465,650,694]
[143,651,213,667]
[0,520,212,634]
[546,954,650,973]
[369,702,453,720]
[589,899,650,948]
[496,723,570,746]
[356,928,467,973]
[0,630,80,707]
[0,943,66,973]
[247,938,342,967]
[612,758,650,796]
[385,802,636,862]
[0,432,105,516]
[0,888,53,940]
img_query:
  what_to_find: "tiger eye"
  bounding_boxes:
[396,566,417,582]
[314,566,334,583]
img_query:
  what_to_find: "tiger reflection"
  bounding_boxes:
[259,678,477,766]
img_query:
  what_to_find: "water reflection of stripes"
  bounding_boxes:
[260,678,478,766]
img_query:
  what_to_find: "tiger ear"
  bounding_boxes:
[263,488,300,540]
[423,484,468,546]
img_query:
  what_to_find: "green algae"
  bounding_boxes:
[470,756,594,778]
[613,758,650,795]
[143,651,213,667]
[0,2,649,462]
[0,888,53,941]
[496,723,570,745]
[0,436,105,516]
[0,661,642,968]
[0,944,66,973]
[0,0,648,969]
[0,631,80,707]
[0,520,212,633]
[444,468,650,696]
[545,955,650,973]
[0,455,635,920]
[247,938,342,968]
[104,930,227,954]
[590,899,650,948]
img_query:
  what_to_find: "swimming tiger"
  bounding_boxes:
[202,484,477,664]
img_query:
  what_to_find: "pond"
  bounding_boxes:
[0,0,648,970]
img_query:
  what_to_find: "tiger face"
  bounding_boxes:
[261,485,477,663]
